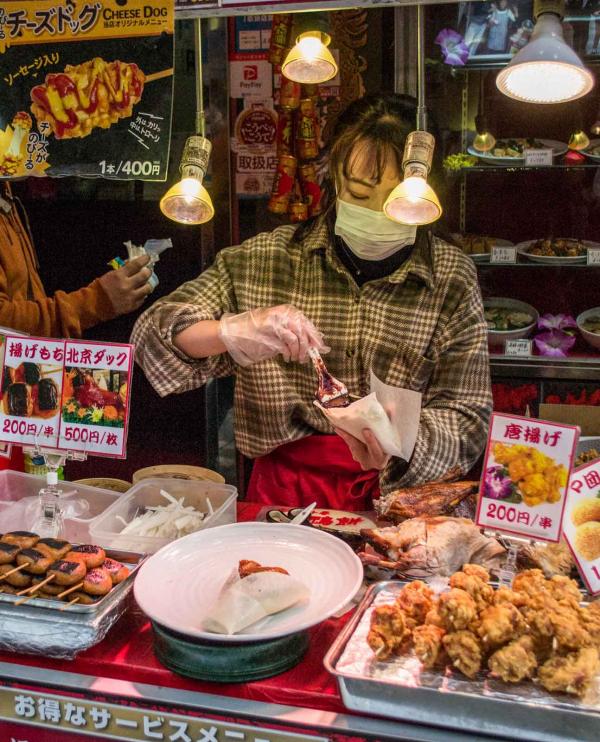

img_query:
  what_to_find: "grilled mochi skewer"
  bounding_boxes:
[59,567,112,607]
[15,559,86,605]
[65,544,106,569]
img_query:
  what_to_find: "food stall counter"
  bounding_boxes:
[0,502,489,742]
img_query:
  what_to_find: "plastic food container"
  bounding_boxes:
[89,477,238,553]
[0,470,120,542]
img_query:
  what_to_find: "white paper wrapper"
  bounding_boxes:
[315,370,421,460]
[203,569,310,635]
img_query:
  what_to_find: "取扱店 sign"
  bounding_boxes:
[0,335,133,458]
[476,412,579,542]
[563,459,600,595]
[0,0,174,181]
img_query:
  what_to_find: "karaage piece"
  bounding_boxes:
[396,580,433,625]
[413,624,446,669]
[450,570,494,611]
[582,602,600,648]
[367,604,409,660]
[538,647,600,696]
[549,607,592,652]
[443,630,482,678]
[488,636,538,683]
[438,588,478,631]
[493,587,528,608]
[461,563,490,582]
[424,607,445,627]
[477,603,525,647]
[512,569,547,597]
[548,575,582,610]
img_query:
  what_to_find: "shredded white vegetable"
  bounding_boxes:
[115,489,214,540]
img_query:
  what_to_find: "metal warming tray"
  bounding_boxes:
[324,581,600,742]
[0,548,146,659]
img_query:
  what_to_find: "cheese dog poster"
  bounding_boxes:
[0,0,173,180]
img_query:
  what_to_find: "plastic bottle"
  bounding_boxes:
[33,470,64,538]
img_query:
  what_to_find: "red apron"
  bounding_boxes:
[246,434,380,511]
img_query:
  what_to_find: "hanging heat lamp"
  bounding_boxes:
[281,15,338,85]
[160,18,214,225]
[496,0,594,104]
[473,73,496,152]
[384,6,441,226]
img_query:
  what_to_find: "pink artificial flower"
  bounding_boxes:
[435,28,469,66]
[537,313,577,332]
[534,330,576,357]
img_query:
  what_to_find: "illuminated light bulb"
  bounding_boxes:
[282,31,337,85]
[473,114,496,152]
[473,131,497,153]
[569,130,590,151]
[160,135,214,225]
[592,119,600,136]
[160,178,214,225]
[496,2,594,104]
[384,177,442,226]
[383,131,442,227]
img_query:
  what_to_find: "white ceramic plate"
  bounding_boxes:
[134,522,363,643]
[581,139,600,162]
[467,139,567,165]
[516,239,600,265]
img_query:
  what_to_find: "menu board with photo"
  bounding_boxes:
[0,0,173,180]
[476,412,580,543]
[0,335,133,458]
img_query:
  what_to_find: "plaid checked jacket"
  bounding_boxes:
[131,220,492,492]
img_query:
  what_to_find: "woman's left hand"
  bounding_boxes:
[335,428,390,471]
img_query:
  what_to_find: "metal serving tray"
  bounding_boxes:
[324,581,600,742]
[0,548,146,659]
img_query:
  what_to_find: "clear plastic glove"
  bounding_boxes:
[218,304,329,367]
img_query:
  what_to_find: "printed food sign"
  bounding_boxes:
[0,335,132,458]
[564,460,600,595]
[476,412,579,542]
[0,0,173,180]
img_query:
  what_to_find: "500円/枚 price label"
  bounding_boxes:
[99,160,162,177]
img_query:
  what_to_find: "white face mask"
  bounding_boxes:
[334,199,417,260]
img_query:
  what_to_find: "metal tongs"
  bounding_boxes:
[308,347,350,408]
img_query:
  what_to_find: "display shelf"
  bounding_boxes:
[449,161,600,174]
[474,261,600,268]
[490,355,600,380]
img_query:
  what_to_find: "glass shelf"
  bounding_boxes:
[474,261,600,269]
[449,162,600,174]
[490,355,600,381]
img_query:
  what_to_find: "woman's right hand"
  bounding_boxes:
[218,304,328,366]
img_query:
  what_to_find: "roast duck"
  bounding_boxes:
[375,470,479,523]
[2,363,58,417]
[360,516,506,579]
[65,369,123,410]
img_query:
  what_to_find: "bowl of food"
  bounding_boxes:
[577,307,600,351]
[484,298,538,346]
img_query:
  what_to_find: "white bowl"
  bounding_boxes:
[484,298,539,347]
[577,307,600,351]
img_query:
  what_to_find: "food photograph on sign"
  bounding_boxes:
[1,361,60,419]
[564,461,600,595]
[0,0,174,180]
[477,413,579,541]
[61,366,128,429]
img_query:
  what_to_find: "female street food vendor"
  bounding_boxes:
[132,93,492,511]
